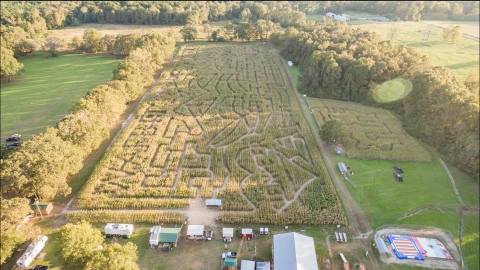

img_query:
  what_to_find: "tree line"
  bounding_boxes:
[0,30,176,264]
[0,1,313,81]
[295,1,479,21]
[272,23,479,181]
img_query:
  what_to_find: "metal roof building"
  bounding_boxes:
[273,232,319,270]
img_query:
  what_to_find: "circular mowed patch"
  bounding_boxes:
[372,78,413,103]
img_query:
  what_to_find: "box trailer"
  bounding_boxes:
[149,226,161,248]
[104,223,134,238]
[16,235,48,268]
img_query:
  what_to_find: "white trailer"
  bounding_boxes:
[186,224,205,240]
[335,232,341,242]
[223,227,234,242]
[104,223,134,238]
[16,235,48,268]
[149,226,161,248]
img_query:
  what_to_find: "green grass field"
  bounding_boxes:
[0,52,121,138]
[332,153,479,270]
[354,21,479,81]
[372,78,413,103]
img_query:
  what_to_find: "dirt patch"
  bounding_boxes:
[375,226,461,270]
[179,196,219,228]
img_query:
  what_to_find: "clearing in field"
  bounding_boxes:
[372,78,413,103]
[0,52,121,138]
[308,98,431,161]
[76,43,344,225]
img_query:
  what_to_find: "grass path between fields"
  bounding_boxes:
[282,57,371,235]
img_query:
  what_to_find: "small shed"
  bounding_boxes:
[186,225,204,240]
[31,202,53,216]
[241,260,255,270]
[256,261,271,270]
[159,227,181,247]
[240,228,254,240]
[326,12,335,17]
[223,227,234,241]
[224,257,237,269]
[205,198,222,208]
[338,162,348,175]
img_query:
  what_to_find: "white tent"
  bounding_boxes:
[287,60,294,67]
[273,232,319,270]
[223,228,234,239]
[240,260,255,270]
[186,225,204,239]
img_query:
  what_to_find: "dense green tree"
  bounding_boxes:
[320,120,348,144]
[82,29,103,53]
[86,243,139,270]
[180,25,199,42]
[0,197,39,265]
[0,128,83,200]
[0,46,23,80]
[59,221,104,269]
[442,25,461,43]
[234,22,258,41]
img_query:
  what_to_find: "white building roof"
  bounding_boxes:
[241,228,253,234]
[273,232,319,270]
[205,198,222,206]
[223,227,234,238]
[187,224,204,236]
[240,260,255,270]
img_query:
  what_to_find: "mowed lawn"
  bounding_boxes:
[333,154,479,270]
[1,52,121,138]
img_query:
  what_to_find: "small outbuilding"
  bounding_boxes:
[186,224,205,240]
[205,198,222,208]
[223,257,237,269]
[240,260,255,270]
[240,228,254,240]
[223,227,234,242]
[31,202,53,216]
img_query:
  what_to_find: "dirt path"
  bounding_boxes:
[280,59,371,235]
[439,158,465,206]
[278,176,317,212]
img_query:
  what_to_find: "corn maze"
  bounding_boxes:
[76,43,345,225]
[308,99,431,162]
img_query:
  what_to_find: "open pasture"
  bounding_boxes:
[354,21,479,80]
[308,98,431,162]
[0,52,120,138]
[76,43,344,225]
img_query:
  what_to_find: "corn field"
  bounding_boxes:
[77,43,345,225]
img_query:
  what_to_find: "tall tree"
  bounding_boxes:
[180,25,198,42]
[59,221,104,269]
[45,37,62,57]
[0,46,23,80]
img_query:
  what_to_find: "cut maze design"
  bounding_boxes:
[78,44,344,224]
[309,99,431,162]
